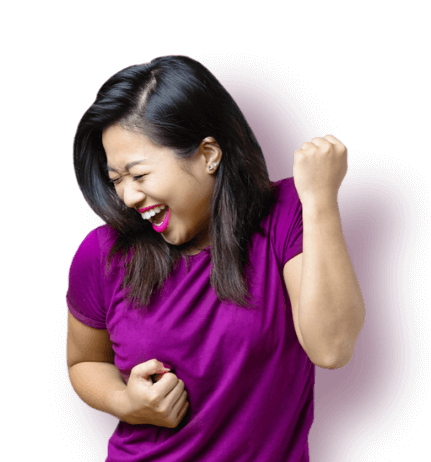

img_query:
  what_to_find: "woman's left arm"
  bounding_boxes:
[286,135,366,369]
[299,200,365,369]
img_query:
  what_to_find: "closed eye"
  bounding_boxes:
[108,174,145,185]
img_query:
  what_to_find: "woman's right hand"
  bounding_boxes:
[119,359,189,427]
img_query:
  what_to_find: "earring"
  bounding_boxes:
[208,162,217,171]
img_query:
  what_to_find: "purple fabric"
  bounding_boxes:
[67,177,314,462]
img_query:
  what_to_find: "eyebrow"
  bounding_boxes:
[107,159,147,173]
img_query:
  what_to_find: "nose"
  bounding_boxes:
[122,182,145,209]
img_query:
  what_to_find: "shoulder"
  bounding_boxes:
[67,225,117,329]
[260,176,303,268]
[94,224,120,254]
[272,177,299,206]
[263,177,300,218]
[81,224,119,251]
[266,176,302,226]
[69,225,119,270]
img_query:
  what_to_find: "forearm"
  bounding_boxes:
[299,201,365,368]
[68,362,127,420]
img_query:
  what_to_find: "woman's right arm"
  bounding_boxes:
[67,311,129,420]
[67,311,189,427]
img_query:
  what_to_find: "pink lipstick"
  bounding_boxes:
[152,208,170,233]
[138,204,164,213]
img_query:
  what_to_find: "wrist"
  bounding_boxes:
[301,197,339,219]
[110,387,130,422]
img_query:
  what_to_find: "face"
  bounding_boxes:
[102,124,220,255]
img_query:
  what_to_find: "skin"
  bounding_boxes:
[102,124,222,256]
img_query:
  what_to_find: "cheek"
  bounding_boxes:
[114,185,124,201]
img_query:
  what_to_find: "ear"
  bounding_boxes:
[199,136,222,168]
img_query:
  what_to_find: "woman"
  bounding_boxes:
[67,55,365,461]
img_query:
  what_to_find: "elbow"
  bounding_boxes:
[318,313,365,369]
[309,338,355,369]
[318,343,355,369]
[318,354,352,369]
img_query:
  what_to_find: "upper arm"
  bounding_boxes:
[283,253,306,352]
[67,311,115,369]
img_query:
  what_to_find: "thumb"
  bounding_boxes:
[131,359,171,380]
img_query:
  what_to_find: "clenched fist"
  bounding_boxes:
[119,359,190,427]
[293,134,347,208]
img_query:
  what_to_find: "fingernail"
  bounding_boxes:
[163,363,173,370]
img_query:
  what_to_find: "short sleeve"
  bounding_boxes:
[272,177,304,267]
[66,228,107,329]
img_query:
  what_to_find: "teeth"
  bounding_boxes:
[141,205,166,221]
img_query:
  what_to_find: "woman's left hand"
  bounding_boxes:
[292,135,348,208]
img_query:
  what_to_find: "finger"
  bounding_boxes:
[312,137,334,153]
[324,134,342,144]
[152,373,166,383]
[298,141,316,153]
[311,137,333,150]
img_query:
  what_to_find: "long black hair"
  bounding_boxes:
[74,55,276,309]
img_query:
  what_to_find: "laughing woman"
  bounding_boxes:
[67,55,365,462]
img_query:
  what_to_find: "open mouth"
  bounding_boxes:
[141,205,166,222]
[151,207,169,225]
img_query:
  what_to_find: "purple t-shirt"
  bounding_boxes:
[67,177,314,462]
